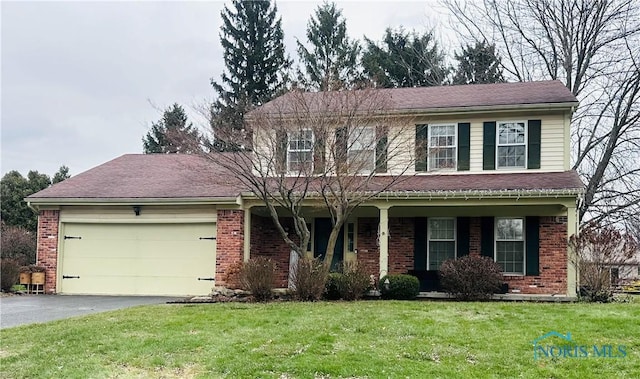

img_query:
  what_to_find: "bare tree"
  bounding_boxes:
[196,88,416,267]
[443,0,640,228]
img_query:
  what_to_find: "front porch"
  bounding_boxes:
[221,196,579,297]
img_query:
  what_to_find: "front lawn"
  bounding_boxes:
[1,300,638,378]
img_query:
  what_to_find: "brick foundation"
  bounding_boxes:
[36,210,60,294]
[215,209,244,288]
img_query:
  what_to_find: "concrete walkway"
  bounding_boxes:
[0,295,179,329]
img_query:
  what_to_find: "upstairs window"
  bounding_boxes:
[497,121,526,168]
[287,129,313,173]
[428,124,457,170]
[348,126,375,174]
[428,218,456,270]
[495,218,525,274]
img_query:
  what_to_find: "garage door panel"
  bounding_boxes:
[60,222,216,296]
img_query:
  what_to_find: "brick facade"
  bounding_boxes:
[502,216,568,294]
[356,218,380,276]
[215,209,245,287]
[36,210,60,294]
[250,215,295,288]
[388,217,414,275]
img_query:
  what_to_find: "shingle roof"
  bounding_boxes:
[27,154,583,202]
[381,171,583,194]
[253,80,578,116]
[27,154,243,201]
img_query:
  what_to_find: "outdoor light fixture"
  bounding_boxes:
[133,206,141,216]
[384,278,390,291]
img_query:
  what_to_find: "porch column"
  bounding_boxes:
[566,204,578,296]
[243,207,251,262]
[378,205,390,278]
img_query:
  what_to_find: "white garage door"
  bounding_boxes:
[59,223,216,296]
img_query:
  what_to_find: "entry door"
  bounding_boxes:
[314,218,344,271]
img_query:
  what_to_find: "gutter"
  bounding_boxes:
[26,196,240,210]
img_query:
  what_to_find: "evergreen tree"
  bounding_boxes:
[143,103,203,154]
[1,170,52,233]
[296,2,360,91]
[52,165,71,184]
[211,0,290,150]
[453,41,504,85]
[362,28,450,88]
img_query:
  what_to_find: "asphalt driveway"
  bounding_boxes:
[0,295,179,329]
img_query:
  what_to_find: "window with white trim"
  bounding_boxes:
[287,129,313,173]
[348,126,375,173]
[495,218,525,274]
[497,121,526,168]
[428,218,456,270]
[428,124,456,170]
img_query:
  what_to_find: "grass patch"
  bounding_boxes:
[1,300,639,378]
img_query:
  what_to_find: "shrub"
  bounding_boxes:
[1,258,20,292]
[379,274,420,300]
[324,273,343,300]
[337,261,372,300]
[569,223,638,303]
[290,257,328,301]
[439,256,503,301]
[0,224,36,265]
[238,256,276,302]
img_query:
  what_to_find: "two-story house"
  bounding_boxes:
[27,80,583,297]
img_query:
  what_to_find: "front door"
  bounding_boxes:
[314,218,344,271]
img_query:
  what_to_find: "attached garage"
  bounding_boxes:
[58,222,216,296]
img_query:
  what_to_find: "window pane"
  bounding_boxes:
[428,125,456,170]
[429,218,455,240]
[497,241,524,273]
[349,126,374,150]
[428,241,455,270]
[497,146,526,168]
[496,219,523,240]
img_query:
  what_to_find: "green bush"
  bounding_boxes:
[379,274,420,300]
[290,257,328,301]
[239,256,276,302]
[324,273,343,300]
[439,255,503,301]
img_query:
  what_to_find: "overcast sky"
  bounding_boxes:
[1,1,453,178]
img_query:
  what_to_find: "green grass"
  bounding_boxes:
[1,300,639,378]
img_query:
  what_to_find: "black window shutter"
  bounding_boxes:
[483,122,496,170]
[335,126,348,171]
[415,124,427,172]
[414,217,427,270]
[480,217,494,258]
[527,120,541,169]
[375,126,388,173]
[276,130,287,173]
[457,123,471,171]
[313,132,326,174]
[525,216,540,276]
[456,217,470,257]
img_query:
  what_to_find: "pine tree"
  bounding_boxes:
[296,2,360,91]
[362,28,450,88]
[211,0,290,150]
[453,41,504,85]
[143,104,202,154]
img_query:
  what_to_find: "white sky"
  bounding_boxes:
[1,0,454,177]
